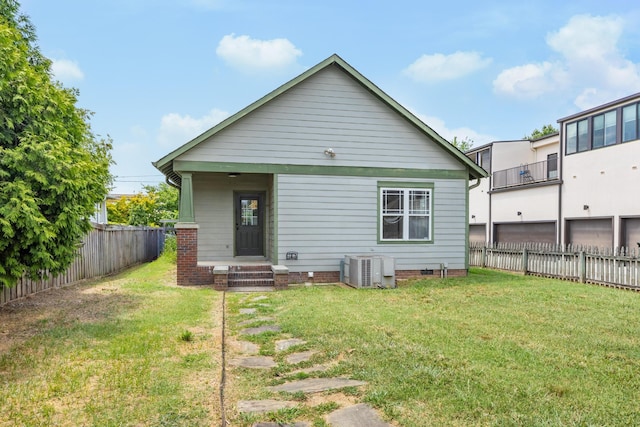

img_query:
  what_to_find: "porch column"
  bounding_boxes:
[176,223,199,286]
[179,172,195,223]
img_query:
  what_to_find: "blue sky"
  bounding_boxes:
[20,0,640,193]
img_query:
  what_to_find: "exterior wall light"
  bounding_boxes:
[583,205,589,210]
[324,148,336,158]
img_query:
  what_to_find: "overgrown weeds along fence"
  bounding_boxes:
[470,243,640,289]
[1,225,165,306]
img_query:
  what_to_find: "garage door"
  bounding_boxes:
[621,217,640,249]
[566,218,613,248]
[469,224,486,244]
[494,222,556,244]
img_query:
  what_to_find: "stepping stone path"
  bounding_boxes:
[238,400,297,414]
[228,356,277,369]
[327,403,392,427]
[275,338,306,351]
[268,378,367,394]
[231,296,390,426]
[285,350,317,364]
[241,325,281,335]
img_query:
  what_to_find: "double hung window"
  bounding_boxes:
[381,187,431,241]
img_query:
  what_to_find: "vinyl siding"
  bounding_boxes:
[193,173,271,261]
[177,65,463,171]
[277,174,467,273]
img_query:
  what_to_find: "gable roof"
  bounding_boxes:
[153,54,487,185]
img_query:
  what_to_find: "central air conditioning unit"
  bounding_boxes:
[343,255,395,289]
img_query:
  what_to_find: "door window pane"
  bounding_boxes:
[241,199,259,226]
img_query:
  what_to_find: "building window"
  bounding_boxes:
[593,110,616,148]
[547,153,558,179]
[623,103,638,142]
[381,188,431,241]
[566,119,588,154]
[478,149,491,173]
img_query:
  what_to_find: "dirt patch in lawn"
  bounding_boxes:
[0,275,138,355]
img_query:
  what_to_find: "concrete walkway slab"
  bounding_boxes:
[326,403,392,427]
[252,295,269,301]
[275,338,306,352]
[286,351,317,364]
[240,308,257,314]
[268,378,366,394]
[228,340,260,355]
[241,325,281,336]
[237,400,297,414]
[229,356,277,369]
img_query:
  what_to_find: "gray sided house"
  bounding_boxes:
[154,54,487,287]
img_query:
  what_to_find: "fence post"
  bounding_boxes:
[482,246,487,268]
[522,248,528,275]
[579,251,586,283]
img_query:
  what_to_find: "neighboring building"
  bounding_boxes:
[154,54,487,286]
[468,92,640,249]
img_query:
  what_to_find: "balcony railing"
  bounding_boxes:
[492,159,558,190]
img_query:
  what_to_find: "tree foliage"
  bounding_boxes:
[524,124,558,140]
[107,183,178,227]
[0,0,112,287]
[450,136,474,152]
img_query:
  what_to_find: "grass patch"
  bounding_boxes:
[0,256,221,426]
[226,269,640,426]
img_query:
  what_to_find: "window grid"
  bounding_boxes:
[381,188,431,241]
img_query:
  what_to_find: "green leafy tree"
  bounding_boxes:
[143,182,178,221]
[450,136,474,152]
[0,0,112,287]
[107,183,178,227]
[524,124,558,140]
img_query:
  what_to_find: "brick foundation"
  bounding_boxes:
[176,225,212,286]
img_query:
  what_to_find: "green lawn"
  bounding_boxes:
[227,269,640,426]
[0,256,221,427]
[3,261,640,426]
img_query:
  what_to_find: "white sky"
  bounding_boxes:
[19,0,640,193]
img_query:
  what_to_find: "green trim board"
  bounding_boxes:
[152,54,488,187]
[272,174,279,264]
[376,181,435,245]
[173,160,469,180]
[178,173,195,223]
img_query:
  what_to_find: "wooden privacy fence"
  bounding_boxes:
[1,225,165,306]
[470,243,640,289]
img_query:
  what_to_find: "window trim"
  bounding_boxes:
[377,182,434,244]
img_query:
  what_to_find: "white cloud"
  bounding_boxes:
[51,58,84,82]
[493,14,640,107]
[216,34,302,72]
[546,15,623,62]
[493,62,568,98]
[414,112,496,147]
[404,51,492,83]
[157,108,229,148]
